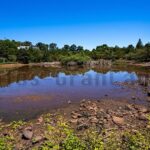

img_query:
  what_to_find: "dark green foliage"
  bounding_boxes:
[60,54,91,65]
[17,49,29,64]
[0,39,149,64]
[136,39,144,49]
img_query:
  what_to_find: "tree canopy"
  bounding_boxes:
[0,39,149,64]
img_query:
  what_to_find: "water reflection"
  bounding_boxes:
[0,66,147,88]
[0,66,149,122]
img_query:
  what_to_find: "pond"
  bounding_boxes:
[0,66,149,122]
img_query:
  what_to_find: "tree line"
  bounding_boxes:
[0,39,150,64]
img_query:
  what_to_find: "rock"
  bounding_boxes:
[80,103,85,108]
[22,127,33,140]
[81,99,86,103]
[147,97,150,102]
[70,119,78,124]
[86,104,97,112]
[89,117,99,124]
[146,125,150,129]
[67,61,77,66]
[25,126,32,130]
[125,104,135,111]
[37,116,43,124]
[77,123,89,130]
[81,111,91,118]
[135,106,149,113]
[132,96,136,100]
[15,143,23,149]
[112,116,125,126]
[138,114,148,121]
[23,130,33,140]
[32,135,43,144]
[71,112,82,119]
[68,100,71,104]
[77,118,86,124]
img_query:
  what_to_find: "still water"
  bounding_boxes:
[0,66,149,122]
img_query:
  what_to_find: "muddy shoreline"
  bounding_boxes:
[0,60,150,69]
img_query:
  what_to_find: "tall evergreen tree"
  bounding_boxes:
[136,39,143,49]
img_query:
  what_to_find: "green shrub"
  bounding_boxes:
[122,131,150,150]
[83,129,104,150]
[61,134,86,150]
[60,54,91,65]
[0,136,14,150]
[8,55,17,62]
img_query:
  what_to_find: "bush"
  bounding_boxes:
[60,54,91,65]
[122,131,150,150]
[0,57,6,63]
[8,55,17,62]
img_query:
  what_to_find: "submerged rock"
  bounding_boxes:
[67,100,71,104]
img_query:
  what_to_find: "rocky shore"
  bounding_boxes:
[0,99,150,149]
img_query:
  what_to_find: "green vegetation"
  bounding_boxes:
[0,39,150,64]
[0,114,150,149]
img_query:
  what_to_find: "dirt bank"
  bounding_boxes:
[0,62,62,69]
[0,63,27,69]
[114,60,150,68]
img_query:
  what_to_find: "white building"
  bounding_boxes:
[17,46,30,50]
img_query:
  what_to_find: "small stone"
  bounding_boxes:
[81,111,91,118]
[89,117,98,124]
[81,99,86,103]
[68,100,71,104]
[138,114,147,121]
[25,126,32,131]
[132,96,136,100]
[37,116,43,124]
[15,143,23,149]
[112,116,125,126]
[71,112,82,119]
[146,125,150,129]
[70,119,78,124]
[147,97,150,102]
[77,123,89,130]
[135,106,149,113]
[125,104,135,111]
[22,129,33,140]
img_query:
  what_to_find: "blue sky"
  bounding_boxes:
[0,0,150,49]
